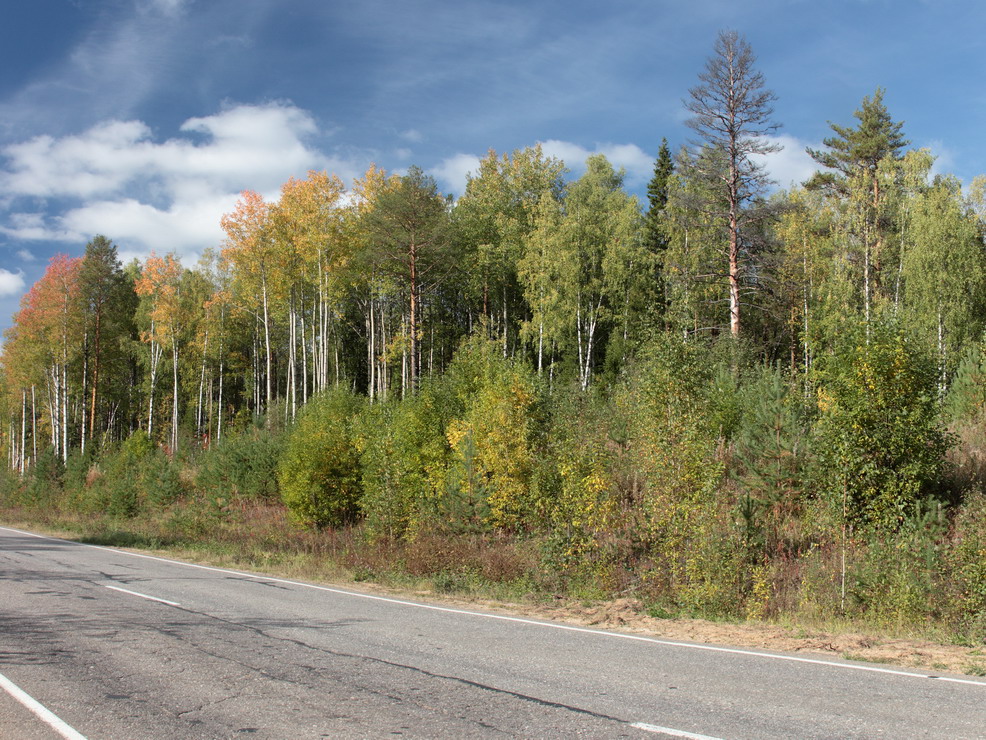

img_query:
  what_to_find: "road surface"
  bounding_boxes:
[1,525,984,738]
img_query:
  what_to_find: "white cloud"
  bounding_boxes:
[2,104,328,200]
[16,249,35,262]
[400,129,423,143]
[922,140,953,179]
[0,103,365,259]
[434,140,657,196]
[430,153,482,196]
[539,140,653,186]
[0,269,25,297]
[754,135,820,190]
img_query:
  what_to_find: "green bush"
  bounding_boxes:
[0,464,18,505]
[618,333,740,616]
[356,384,450,540]
[142,449,184,508]
[58,431,187,517]
[945,344,986,422]
[196,428,283,502]
[279,387,365,528]
[731,364,812,560]
[848,501,947,625]
[946,488,986,638]
[811,321,952,530]
[538,388,622,569]
[441,334,540,532]
[20,448,65,510]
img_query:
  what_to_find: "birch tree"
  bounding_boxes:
[221,191,279,412]
[136,253,186,451]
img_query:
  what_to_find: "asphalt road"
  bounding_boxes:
[1,525,984,739]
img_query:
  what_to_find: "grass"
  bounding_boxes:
[841,652,894,665]
[4,495,986,678]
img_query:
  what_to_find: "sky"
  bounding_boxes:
[1,0,984,336]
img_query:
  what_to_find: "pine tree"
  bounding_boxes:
[806,88,908,196]
[685,30,781,337]
[363,166,452,390]
[806,88,909,324]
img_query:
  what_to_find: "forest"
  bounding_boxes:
[3,32,986,638]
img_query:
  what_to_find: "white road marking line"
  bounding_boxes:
[632,722,725,739]
[0,670,87,740]
[4,525,986,688]
[103,584,180,607]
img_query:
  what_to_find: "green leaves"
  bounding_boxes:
[812,321,951,530]
[278,387,365,529]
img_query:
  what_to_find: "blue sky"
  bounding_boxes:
[1,0,984,335]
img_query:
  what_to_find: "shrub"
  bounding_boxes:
[731,364,812,560]
[538,388,622,569]
[946,488,986,638]
[618,333,740,616]
[945,344,986,422]
[55,431,187,517]
[442,334,539,531]
[279,387,365,528]
[848,501,948,626]
[811,321,952,530]
[196,428,283,502]
[142,449,184,508]
[20,448,65,510]
[356,384,450,540]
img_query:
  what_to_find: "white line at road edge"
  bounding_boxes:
[4,525,986,690]
[103,584,180,607]
[0,671,87,740]
[632,722,725,740]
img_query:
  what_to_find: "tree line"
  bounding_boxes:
[5,63,983,466]
[4,31,986,630]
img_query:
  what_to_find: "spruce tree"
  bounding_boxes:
[644,139,674,251]
[644,139,674,316]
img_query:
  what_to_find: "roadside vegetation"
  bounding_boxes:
[4,33,986,659]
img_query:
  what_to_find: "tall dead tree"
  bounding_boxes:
[685,30,781,337]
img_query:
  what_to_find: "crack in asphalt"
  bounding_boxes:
[3,553,637,736]
[154,602,631,730]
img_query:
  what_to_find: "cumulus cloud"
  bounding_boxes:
[922,140,954,179]
[16,249,35,262]
[0,103,362,259]
[2,104,324,200]
[430,153,482,195]
[433,140,656,196]
[754,135,820,190]
[0,269,26,297]
[539,140,654,186]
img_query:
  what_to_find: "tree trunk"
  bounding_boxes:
[197,330,209,439]
[171,339,180,452]
[89,319,101,443]
[409,241,419,387]
[261,274,272,411]
[728,166,741,338]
